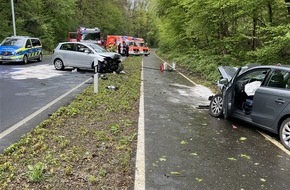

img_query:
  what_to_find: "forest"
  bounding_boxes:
[1,0,290,82]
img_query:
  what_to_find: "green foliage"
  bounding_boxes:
[153,0,290,84]
[27,162,47,182]
[0,0,153,50]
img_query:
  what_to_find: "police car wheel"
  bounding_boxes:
[37,54,43,62]
[23,55,28,64]
[54,59,64,70]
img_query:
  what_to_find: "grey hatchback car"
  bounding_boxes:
[52,42,123,73]
[209,64,290,150]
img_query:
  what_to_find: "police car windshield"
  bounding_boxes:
[1,38,25,46]
[88,43,108,53]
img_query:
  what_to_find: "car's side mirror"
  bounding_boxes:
[219,78,229,85]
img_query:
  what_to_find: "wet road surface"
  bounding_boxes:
[142,53,290,189]
[0,58,92,152]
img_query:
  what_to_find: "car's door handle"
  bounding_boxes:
[275,99,285,104]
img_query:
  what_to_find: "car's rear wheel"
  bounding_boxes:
[54,59,64,70]
[209,94,223,117]
[279,118,290,150]
[23,55,28,64]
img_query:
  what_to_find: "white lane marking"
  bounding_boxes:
[134,58,145,190]
[258,131,290,156]
[155,53,290,156]
[0,78,92,140]
[4,64,62,80]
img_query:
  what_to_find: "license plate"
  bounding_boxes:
[2,56,10,60]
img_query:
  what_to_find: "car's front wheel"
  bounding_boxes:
[209,94,223,117]
[23,55,28,64]
[37,53,43,62]
[115,62,124,74]
[279,118,290,151]
[54,59,64,70]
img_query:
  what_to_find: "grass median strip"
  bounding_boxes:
[0,56,141,189]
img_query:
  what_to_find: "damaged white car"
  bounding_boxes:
[209,64,290,150]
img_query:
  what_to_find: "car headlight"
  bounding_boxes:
[15,51,21,56]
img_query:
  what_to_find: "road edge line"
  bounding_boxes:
[0,77,92,140]
[258,131,290,156]
[134,58,145,190]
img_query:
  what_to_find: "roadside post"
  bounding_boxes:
[164,62,167,70]
[172,62,176,70]
[94,60,98,94]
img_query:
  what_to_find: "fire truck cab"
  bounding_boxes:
[136,38,150,56]
[68,27,102,45]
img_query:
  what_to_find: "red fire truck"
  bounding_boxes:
[67,27,102,45]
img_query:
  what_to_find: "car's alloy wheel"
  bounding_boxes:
[209,94,223,117]
[54,59,64,70]
[23,55,28,64]
[279,118,290,151]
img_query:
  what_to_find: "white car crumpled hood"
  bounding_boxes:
[98,52,120,59]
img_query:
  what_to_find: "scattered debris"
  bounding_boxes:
[170,171,181,175]
[180,140,188,145]
[159,156,167,162]
[241,154,251,159]
[232,125,238,129]
[228,157,237,161]
[107,85,118,90]
[196,178,203,182]
[260,178,266,182]
[100,74,108,80]
[197,105,210,109]
[240,137,247,141]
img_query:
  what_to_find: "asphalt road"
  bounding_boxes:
[0,57,93,152]
[140,53,290,190]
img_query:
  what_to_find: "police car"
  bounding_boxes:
[0,36,43,64]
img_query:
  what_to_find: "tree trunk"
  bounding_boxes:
[268,3,273,24]
[286,0,290,15]
[252,16,258,51]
